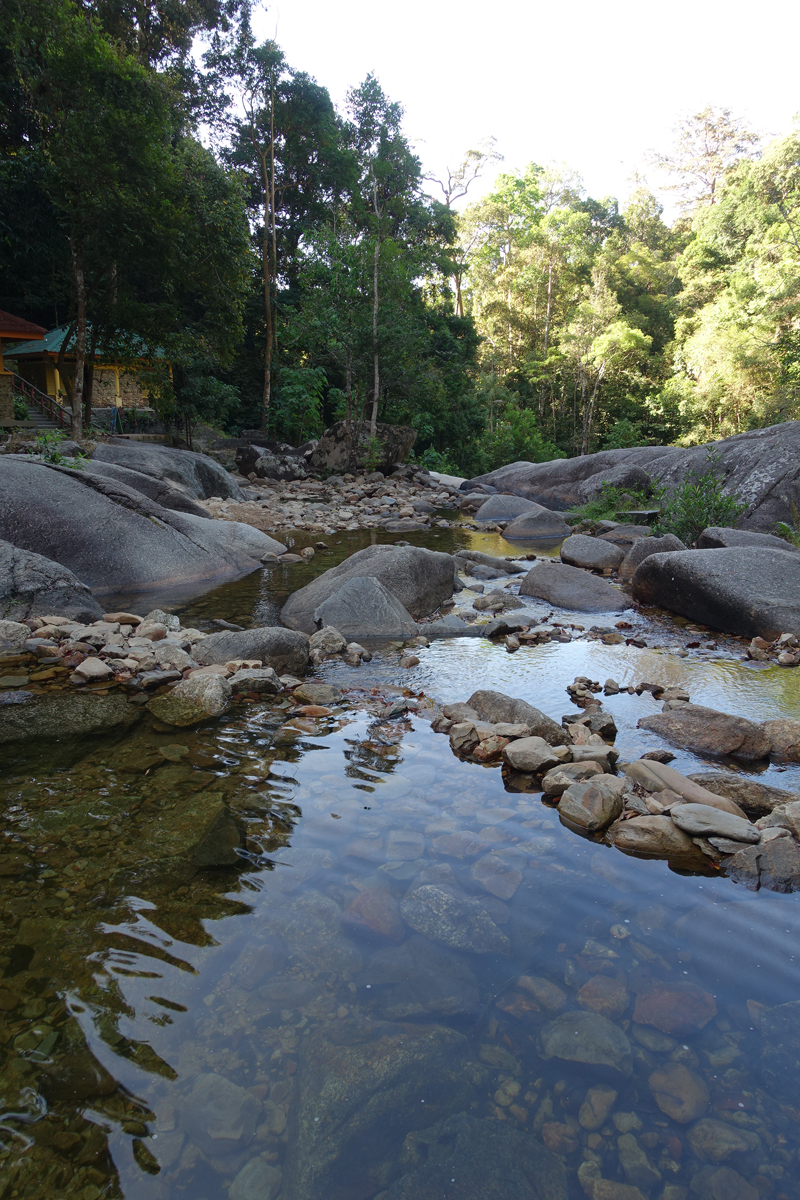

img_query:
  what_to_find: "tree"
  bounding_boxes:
[650,105,760,214]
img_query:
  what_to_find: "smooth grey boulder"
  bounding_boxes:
[560,534,624,570]
[519,561,629,612]
[472,493,544,522]
[502,736,562,773]
[620,533,686,581]
[383,1112,567,1200]
[313,575,418,639]
[460,421,800,533]
[697,526,798,551]
[193,627,309,675]
[540,1011,633,1075]
[78,459,210,515]
[454,549,526,574]
[607,815,709,868]
[467,689,567,746]
[671,802,760,843]
[502,506,571,540]
[280,544,455,633]
[92,438,243,499]
[638,704,772,762]
[0,458,284,596]
[0,692,140,744]
[0,538,102,622]
[632,547,800,639]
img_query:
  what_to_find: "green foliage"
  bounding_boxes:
[602,418,651,449]
[362,437,383,473]
[774,504,800,548]
[272,367,326,444]
[410,445,459,475]
[34,428,87,466]
[652,451,745,545]
[569,482,653,523]
[12,397,28,421]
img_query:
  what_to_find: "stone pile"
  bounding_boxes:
[200,468,464,536]
[430,682,800,893]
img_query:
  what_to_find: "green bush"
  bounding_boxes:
[13,396,29,421]
[774,503,800,548]
[653,451,745,545]
[569,482,653,523]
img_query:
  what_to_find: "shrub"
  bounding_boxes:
[775,503,800,548]
[569,482,653,523]
[13,397,28,421]
[652,450,745,545]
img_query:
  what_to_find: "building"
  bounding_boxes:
[6,325,155,412]
[0,310,46,421]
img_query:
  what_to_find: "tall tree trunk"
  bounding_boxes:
[540,259,553,417]
[581,362,605,455]
[370,232,380,439]
[454,268,464,319]
[70,238,85,439]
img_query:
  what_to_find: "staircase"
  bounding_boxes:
[12,374,72,430]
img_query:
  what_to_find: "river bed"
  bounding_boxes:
[2,522,800,1200]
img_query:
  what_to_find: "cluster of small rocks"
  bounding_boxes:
[200,468,463,536]
[430,682,800,894]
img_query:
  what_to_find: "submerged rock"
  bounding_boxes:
[229,1158,282,1200]
[760,1000,800,1105]
[362,935,479,1020]
[180,1072,261,1156]
[633,982,716,1035]
[140,792,242,867]
[648,1062,709,1123]
[0,691,140,744]
[280,1021,486,1200]
[399,885,510,954]
[540,1011,633,1075]
[382,1112,567,1200]
[519,561,629,612]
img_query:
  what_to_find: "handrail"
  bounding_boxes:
[12,374,73,428]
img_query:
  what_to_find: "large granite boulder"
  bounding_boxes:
[560,534,624,571]
[78,458,210,515]
[697,526,798,551]
[460,421,800,533]
[313,576,419,639]
[0,539,102,622]
[619,533,686,581]
[687,773,798,817]
[309,420,417,473]
[280,544,455,634]
[502,506,571,540]
[519,561,629,612]
[472,494,544,522]
[92,438,243,499]
[193,627,310,675]
[0,458,283,596]
[631,547,800,639]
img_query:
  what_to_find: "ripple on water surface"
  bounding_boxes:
[3,537,800,1198]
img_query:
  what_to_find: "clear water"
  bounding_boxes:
[3,522,800,1200]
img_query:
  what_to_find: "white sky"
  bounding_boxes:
[253,0,800,221]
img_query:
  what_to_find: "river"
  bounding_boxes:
[2,521,800,1200]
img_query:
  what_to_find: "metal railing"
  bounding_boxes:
[12,373,73,428]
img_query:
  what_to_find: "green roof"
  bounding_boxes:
[6,325,162,360]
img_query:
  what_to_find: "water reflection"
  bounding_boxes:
[3,673,800,1198]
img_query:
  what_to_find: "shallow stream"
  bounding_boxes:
[3,523,800,1200]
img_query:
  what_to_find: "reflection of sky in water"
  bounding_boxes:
[6,520,800,1197]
